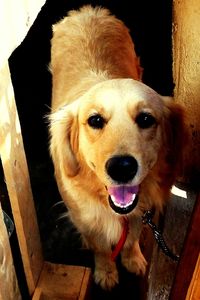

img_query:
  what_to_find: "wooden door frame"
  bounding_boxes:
[170,194,200,299]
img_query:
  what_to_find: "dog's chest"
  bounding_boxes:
[80,200,123,244]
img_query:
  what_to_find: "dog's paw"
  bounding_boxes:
[122,241,147,276]
[122,252,147,276]
[94,259,119,290]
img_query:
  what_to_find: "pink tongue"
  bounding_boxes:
[108,185,139,207]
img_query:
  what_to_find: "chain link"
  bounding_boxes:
[142,210,179,262]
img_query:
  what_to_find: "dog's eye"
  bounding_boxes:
[135,112,156,129]
[87,114,105,129]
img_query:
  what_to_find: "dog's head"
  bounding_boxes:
[50,79,185,214]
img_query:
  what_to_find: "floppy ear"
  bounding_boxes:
[142,97,187,211]
[49,100,80,177]
[161,96,186,183]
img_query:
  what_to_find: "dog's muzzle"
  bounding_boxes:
[106,155,139,214]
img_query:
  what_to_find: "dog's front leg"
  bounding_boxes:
[94,251,119,290]
[121,240,147,276]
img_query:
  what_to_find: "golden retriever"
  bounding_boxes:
[49,5,185,290]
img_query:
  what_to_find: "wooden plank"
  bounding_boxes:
[186,253,200,300]
[0,203,21,300]
[33,262,91,300]
[173,0,200,183]
[170,194,200,300]
[139,216,159,300]
[0,61,44,295]
[78,266,91,300]
[32,288,43,300]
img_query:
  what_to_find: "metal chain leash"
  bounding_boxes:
[142,210,179,262]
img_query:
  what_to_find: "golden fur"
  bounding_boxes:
[49,6,185,290]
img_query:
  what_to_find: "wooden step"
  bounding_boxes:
[32,262,91,300]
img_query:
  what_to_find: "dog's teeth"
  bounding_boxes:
[110,194,136,208]
[131,194,136,201]
[110,195,115,202]
[110,195,120,206]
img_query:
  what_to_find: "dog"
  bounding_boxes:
[49,5,185,290]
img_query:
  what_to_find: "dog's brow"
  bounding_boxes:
[87,106,108,118]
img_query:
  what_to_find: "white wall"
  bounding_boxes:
[0,0,46,69]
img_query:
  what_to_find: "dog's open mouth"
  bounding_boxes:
[108,185,139,215]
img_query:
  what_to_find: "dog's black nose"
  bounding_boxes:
[106,155,138,183]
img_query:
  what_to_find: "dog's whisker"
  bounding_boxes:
[51,200,65,208]
[56,211,69,221]
[46,200,66,216]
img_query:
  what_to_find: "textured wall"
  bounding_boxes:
[173,0,200,184]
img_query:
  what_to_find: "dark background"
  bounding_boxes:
[4,0,173,298]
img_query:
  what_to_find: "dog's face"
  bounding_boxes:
[50,79,184,214]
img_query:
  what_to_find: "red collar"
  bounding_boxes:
[111,217,129,261]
